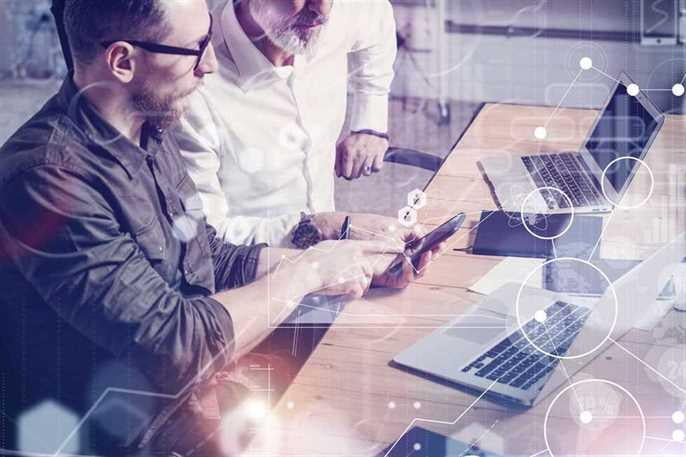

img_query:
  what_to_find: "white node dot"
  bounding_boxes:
[580,410,593,424]
[388,224,396,233]
[338,277,346,284]
[534,310,547,323]
[413,443,422,451]
[673,429,685,442]
[534,126,547,140]
[627,84,640,97]
[286,401,295,410]
[672,84,685,97]
[579,57,593,70]
[387,401,396,409]
[413,401,422,410]
[312,261,319,270]
[673,411,685,424]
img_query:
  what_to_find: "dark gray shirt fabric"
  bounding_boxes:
[0,77,264,454]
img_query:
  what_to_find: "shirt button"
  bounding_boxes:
[158,246,163,252]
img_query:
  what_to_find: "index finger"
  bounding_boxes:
[354,239,405,254]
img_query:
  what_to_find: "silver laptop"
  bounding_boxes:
[480,73,664,214]
[393,233,685,408]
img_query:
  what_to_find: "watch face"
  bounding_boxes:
[293,221,322,249]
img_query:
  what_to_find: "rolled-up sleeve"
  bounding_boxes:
[0,165,235,393]
[205,222,266,290]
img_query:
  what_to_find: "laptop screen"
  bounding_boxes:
[584,83,660,192]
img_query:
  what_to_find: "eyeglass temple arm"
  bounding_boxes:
[51,0,73,72]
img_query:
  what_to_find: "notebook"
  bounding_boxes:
[378,426,502,457]
[472,211,603,259]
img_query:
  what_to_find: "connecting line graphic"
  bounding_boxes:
[542,69,583,131]
[0,450,102,457]
[608,337,686,397]
[646,435,686,444]
[528,450,549,457]
[469,419,501,450]
[587,209,616,262]
[538,318,583,410]
[270,293,510,323]
[382,378,503,457]
[3,319,268,457]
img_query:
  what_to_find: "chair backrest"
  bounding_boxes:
[384,147,443,172]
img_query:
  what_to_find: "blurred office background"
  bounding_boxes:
[1,0,685,213]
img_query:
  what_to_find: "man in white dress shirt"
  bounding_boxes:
[175,0,405,248]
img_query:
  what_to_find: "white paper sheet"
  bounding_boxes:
[468,257,544,296]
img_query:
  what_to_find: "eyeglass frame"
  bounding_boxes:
[100,14,213,71]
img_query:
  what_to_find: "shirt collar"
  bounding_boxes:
[219,1,290,91]
[57,76,158,178]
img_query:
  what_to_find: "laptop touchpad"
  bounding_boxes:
[442,316,505,344]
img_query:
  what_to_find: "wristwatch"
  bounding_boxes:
[291,212,323,249]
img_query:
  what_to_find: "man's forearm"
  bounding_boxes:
[213,250,314,359]
[254,247,301,279]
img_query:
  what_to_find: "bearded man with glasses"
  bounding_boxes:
[0,1,427,455]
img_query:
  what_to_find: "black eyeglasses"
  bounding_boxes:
[101,14,213,71]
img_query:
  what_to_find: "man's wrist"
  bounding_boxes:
[351,129,389,141]
[311,213,347,240]
[291,213,350,248]
[291,213,323,249]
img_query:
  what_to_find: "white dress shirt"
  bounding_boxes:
[174,0,397,247]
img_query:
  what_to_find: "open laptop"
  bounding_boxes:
[392,233,685,408]
[480,73,664,214]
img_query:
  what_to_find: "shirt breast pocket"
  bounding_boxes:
[133,221,168,272]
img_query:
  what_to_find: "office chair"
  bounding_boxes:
[334,146,443,218]
[385,146,443,172]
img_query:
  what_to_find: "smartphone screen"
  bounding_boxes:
[406,212,465,266]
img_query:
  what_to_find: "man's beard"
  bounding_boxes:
[131,85,195,131]
[249,0,327,56]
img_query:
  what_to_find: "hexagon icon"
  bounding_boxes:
[18,400,79,454]
[407,189,427,210]
[398,206,417,227]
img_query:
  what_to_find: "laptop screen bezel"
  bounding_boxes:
[577,72,664,205]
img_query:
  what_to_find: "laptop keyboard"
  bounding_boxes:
[521,153,604,209]
[460,301,591,391]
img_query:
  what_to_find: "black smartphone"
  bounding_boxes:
[388,212,465,274]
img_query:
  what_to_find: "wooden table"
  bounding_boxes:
[242,104,686,457]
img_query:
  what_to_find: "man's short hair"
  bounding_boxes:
[63,0,171,65]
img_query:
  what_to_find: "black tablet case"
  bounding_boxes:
[472,211,603,259]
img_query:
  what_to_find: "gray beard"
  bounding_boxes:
[269,26,322,57]
[249,1,323,56]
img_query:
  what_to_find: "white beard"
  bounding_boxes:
[249,0,324,56]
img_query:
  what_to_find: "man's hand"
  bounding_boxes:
[371,228,447,289]
[335,132,389,180]
[300,240,404,298]
[312,212,420,244]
